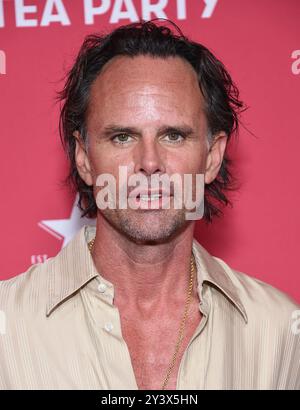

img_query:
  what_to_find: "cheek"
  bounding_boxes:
[167,149,207,176]
[188,143,208,173]
[88,143,128,174]
[89,149,136,184]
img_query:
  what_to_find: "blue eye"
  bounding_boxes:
[112,134,133,145]
[164,133,185,143]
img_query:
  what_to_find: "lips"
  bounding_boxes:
[126,188,174,210]
[128,189,173,199]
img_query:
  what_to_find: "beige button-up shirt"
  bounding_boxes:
[0,225,299,389]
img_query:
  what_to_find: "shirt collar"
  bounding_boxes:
[46,225,248,323]
[192,239,248,323]
[46,225,99,317]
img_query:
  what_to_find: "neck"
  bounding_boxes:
[91,214,197,312]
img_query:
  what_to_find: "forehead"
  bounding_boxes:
[87,55,205,128]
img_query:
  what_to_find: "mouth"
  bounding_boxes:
[137,193,163,201]
[129,190,173,209]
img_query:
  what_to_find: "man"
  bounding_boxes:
[0,20,299,390]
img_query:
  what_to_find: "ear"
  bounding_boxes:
[73,130,93,186]
[204,132,228,185]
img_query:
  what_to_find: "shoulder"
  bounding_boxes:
[214,255,300,314]
[213,255,300,334]
[213,256,300,388]
[0,257,54,316]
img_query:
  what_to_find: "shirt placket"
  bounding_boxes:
[84,276,138,389]
[176,283,212,390]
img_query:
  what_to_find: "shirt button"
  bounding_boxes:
[98,283,107,293]
[104,322,113,332]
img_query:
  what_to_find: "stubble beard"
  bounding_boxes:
[99,207,189,245]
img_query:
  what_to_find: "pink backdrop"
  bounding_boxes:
[0,0,299,303]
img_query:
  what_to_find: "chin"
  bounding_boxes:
[102,209,188,244]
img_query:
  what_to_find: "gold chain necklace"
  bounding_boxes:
[87,237,195,390]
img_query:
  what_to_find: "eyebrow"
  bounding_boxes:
[101,124,195,138]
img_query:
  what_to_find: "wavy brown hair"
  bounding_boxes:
[58,19,245,223]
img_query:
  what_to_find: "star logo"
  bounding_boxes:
[38,194,96,247]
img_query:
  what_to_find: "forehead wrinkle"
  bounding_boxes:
[88,55,203,110]
[87,55,206,131]
[90,87,198,120]
[93,55,200,91]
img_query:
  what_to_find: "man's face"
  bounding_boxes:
[75,55,226,244]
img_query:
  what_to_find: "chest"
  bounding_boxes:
[119,304,202,390]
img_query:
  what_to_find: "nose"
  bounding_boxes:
[133,137,166,176]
